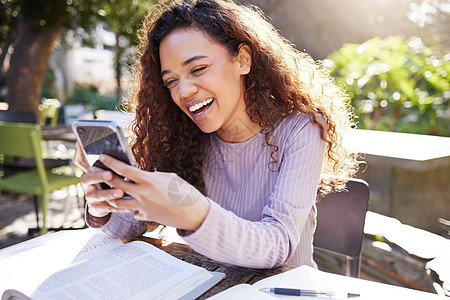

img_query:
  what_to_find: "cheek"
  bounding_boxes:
[219,65,242,92]
[169,89,182,108]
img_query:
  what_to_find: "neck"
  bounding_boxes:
[216,115,262,143]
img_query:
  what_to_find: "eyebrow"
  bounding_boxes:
[161,55,209,77]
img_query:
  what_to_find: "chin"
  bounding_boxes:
[195,121,221,134]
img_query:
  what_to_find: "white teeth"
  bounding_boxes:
[189,98,214,112]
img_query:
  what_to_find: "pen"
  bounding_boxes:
[259,287,360,298]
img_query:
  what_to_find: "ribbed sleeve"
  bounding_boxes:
[86,209,147,239]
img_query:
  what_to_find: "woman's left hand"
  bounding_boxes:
[97,154,210,231]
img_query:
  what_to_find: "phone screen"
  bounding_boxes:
[75,125,129,165]
[74,123,134,197]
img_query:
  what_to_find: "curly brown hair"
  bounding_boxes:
[128,0,359,196]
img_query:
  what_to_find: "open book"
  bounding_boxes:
[0,228,224,300]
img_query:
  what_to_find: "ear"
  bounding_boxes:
[236,44,252,75]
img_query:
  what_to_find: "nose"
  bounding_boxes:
[177,78,198,101]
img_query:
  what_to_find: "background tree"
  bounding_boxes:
[99,0,154,100]
[328,35,449,136]
[3,0,109,113]
[1,0,155,114]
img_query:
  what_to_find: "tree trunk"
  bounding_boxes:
[6,19,63,113]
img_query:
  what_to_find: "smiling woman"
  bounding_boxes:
[73,0,359,269]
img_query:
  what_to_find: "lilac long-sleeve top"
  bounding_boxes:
[86,113,325,268]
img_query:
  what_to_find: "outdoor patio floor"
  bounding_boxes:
[0,187,85,249]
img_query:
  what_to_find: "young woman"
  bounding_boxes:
[74,0,359,269]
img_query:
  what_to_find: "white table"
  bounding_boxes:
[343,129,450,234]
[0,229,445,299]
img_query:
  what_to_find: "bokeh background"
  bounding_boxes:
[1,0,448,136]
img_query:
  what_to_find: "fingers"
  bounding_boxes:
[98,154,144,183]
[81,169,122,201]
[106,198,136,213]
[73,142,90,172]
[83,179,132,216]
[82,168,113,184]
[85,184,123,202]
[79,162,138,218]
[81,162,140,201]
[88,198,132,217]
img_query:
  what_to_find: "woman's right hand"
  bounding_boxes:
[72,142,130,221]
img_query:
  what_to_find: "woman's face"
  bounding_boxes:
[159,27,257,142]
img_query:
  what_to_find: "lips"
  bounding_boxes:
[187,97,215,122]
[188,97,214,113]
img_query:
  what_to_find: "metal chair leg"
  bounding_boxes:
[27,195,42,236]
[33,195,40,230]
[346,256,361,278]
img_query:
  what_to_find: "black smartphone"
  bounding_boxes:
[72,120,137,198]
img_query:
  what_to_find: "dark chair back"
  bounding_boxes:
[314,178,370,277]
[0,110,37,123]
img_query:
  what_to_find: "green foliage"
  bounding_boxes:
[100,0,154,46]
[0,0,118,50]
[0,0,20,42]
[66,83,118,112]
[328,35,450,136]
[1,0,112,35]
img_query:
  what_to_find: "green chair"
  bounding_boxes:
[39,98,61,127]
[0,121,80,234]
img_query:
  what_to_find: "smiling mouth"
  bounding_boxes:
[189,98,214,115]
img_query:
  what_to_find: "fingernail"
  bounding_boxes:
[99,154,105,161]
[113,190,122,197]
[102,172,112,179]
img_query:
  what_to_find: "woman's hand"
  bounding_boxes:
[73,142,90,173]
[73,142,131,222]
[94,154,210,231]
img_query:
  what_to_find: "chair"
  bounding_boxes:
[39,98,61,126]
[0,122,80,234]
[0,110,70,171]
[313,178,370,278]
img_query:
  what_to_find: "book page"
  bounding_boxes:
[252,266,361,299]
[252,266,441,300]
[207,284,275,300]
[0,228,122,297]
[30,241,212,300]
[251,266,328,290]
[72,231,124,263]
[2,289,32,300]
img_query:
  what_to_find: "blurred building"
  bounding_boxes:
[49,23,119,102]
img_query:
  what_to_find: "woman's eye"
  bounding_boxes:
[192,66,207,74]
[163,79,177,87]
